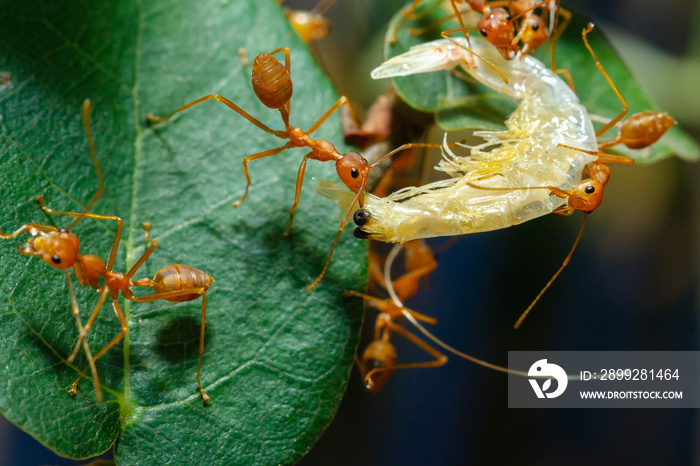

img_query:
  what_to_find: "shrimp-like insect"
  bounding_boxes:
[0,100,214,403]
[323,26,650,326]
[348,240,446,392]
[350,34,603,243]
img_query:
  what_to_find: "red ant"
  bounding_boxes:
[147,48,445,290]
[597,111,676,151]
[347,240,446,392]
[1,100,213,403]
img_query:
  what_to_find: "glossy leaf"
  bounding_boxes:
[384,2,699,163]
[0,0,366,463]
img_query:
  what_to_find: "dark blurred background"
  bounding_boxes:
[2,0,699,464]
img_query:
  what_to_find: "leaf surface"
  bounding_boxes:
[0,0,366,463]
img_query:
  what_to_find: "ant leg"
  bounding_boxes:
[306,96,360,135]
[233,143,294,208]
[558,143,635,165]
[581,24,628,137]
[69,298,129,398]
[307,177,367,291]
[123,288,209,402]
[364,320,447,390]
[64,270,102,403]
[35,196,124,272]
[68,286,110,362]
[370,142,450,170]
[344,291,438,324]
[65,99,106,230]
[196,293,209,402]
[552,206,575,216]
[409,0,466,37]
[466,180,572,199]
[390,0,432,44]
[146,94,287,138]
[266,47,291,72]
[550,1,575,91]
[124,223,160,279]
[286,152,311,237]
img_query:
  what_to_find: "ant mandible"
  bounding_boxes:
[1,100,213,404]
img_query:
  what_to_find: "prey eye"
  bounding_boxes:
[479,29,487,37]
[585,186,595,194]
[51,255,61,264]
[353,209,370,226]
[531,21,539,31]
[351,168,359,179]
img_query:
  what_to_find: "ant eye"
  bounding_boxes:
[531,21,539,31]
[351,168,359,179]
[505,13,511,21]
[479,29,487,37]
[585,186,595,194]
[59,228,67,233]
[51,255,61,264]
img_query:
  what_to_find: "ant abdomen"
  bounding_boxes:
[620,111,675,149]
[153,264,213,302]
[251,53,293,109]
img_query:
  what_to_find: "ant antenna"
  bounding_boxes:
[513,212,587,328]
[67,99,105,230]
[36,198,59,228]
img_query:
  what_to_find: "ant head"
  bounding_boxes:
[568,179,604,213]
[477,8,515,49]
[336,152,369,192]
[251,53,293,109]
[21,230,80,269]
[521,15,548,52]
[361,338,397,393]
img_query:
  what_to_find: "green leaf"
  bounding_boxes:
[0,0,366,463]
[384,2,699,163]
